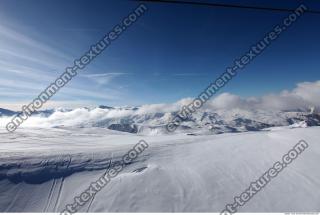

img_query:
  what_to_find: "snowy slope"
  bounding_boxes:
[0,126,319,212]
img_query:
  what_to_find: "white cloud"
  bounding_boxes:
[0,22,126,109]
[131,80,320,113]
[1,80,319,129]
[0,24,71,60]
[127,80,320,112]
[206,80,320,111]
[172,73,206,77]
[81,73,128,85]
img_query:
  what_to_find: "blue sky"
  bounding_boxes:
[0,0,319,110]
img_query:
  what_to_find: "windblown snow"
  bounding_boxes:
[0,125,319,212]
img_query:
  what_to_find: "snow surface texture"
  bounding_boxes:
[0,126,319,212]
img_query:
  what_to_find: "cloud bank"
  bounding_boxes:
[0,80,319,129]
[135,80,320,113]
[205,80,320,111]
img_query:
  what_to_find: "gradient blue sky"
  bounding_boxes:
[0,0,319,110]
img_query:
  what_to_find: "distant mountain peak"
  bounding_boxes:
[0,108,17,116]
[98,105,115,109]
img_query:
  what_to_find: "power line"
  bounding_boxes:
[134,0,320,14]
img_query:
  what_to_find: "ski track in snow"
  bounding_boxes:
[0,126,319,212]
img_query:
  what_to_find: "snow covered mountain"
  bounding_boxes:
[1,106,320,135]
[1,105,319,212]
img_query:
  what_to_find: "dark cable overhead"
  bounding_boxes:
[134,0,320,14]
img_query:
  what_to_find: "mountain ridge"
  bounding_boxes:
[1,106,320,135]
